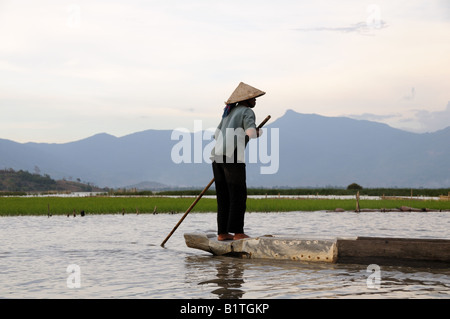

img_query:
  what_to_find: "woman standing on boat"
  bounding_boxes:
[211,82,266,241]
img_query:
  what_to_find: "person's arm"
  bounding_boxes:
[243,109,262,139]
[245,127,262,139]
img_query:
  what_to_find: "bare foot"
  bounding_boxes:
[233,233,250,240]
[218,233,234,241]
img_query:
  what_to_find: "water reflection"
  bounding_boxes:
[1,212,449,298]
[184,253,450,299]
[185,256,245,299]
[184,254,357,299]
[199,257,246,299]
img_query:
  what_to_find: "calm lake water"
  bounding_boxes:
[0,211,449,299]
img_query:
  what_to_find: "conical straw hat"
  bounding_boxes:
[225,82,266,104]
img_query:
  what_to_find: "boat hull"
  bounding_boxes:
[184,233,450,267]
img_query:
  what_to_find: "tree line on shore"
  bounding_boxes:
[112,185,449,197]
[0,168,100,194]
[1,168,448,198]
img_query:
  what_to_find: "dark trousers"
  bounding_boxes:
[212,160,247,234]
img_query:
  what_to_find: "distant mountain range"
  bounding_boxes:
[1,110,449,189]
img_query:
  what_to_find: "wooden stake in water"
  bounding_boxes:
[356,191,360,212]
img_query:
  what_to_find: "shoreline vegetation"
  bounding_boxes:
[1,170,449,216]
[0,188,449,216]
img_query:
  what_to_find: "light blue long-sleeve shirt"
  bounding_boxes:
[211,105,257,163]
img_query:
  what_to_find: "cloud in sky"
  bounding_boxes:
[294,20,388,35]
[408,102,450,132]
[294,3,389,36]
[0,0,449,142]
[346,112,402,122]
[403,87,416,101]
[346,101,450,133]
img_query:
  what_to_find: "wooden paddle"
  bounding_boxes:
[160,115,271,247]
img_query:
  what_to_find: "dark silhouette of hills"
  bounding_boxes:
[1,110,449,189]
[251,110,450,188]
[0,168,104,193]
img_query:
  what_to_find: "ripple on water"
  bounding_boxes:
[0,212,449,298]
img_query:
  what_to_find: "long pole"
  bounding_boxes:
[160,115,271,247]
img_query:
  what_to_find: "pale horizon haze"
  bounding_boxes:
[1,0,449,143]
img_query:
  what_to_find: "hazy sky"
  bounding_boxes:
[1,0,449,143]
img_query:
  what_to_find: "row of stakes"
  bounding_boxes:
[47,205,176,217]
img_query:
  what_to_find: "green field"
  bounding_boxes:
[0,196,449,216]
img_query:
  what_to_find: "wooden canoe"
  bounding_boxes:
[184,233,450,267]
